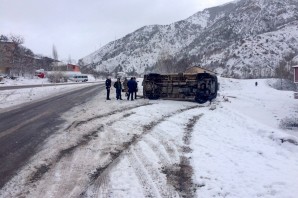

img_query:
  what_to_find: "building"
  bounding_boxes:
[184,66,217,75]
[67,64,80,72]
[56,63,80,72]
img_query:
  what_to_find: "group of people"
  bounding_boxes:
[105,77,138,101]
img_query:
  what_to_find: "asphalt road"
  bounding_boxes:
[0,84,104,188]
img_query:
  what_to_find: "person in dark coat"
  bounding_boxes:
[133,77,138,99]
[113,78,123,100]
[123,77,128,97]
[105,77,112,100]
[127,77,136,101]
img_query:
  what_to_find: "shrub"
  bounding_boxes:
[47,72,67,83]
[267,79,298,91]
[279,117,298,130]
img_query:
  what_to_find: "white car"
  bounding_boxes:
[69,75,88,82]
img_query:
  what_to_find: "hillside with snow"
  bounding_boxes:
[79,0,298,78]
[0,77,297,198]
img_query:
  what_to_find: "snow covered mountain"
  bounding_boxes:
[79,0,298,78]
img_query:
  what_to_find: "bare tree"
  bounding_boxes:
[67,55,72,64]
[154,49,175,73]
[52,45,58,58]
[0,34,9,42]
[275,61,291,90]
[10,34,24,45]
[51,45,63,82]
[52,45,60,71]
[1,34,56,78]
[9,35,36,77]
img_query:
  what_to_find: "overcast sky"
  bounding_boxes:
[0,0,233,62]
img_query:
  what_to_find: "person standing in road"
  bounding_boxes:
[105,77,112,100]
[123,77,128,97]
[133,77,138,99]
[127,77,136,101]
[113,77,123,100]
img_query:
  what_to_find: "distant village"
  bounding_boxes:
[0,34,96,83]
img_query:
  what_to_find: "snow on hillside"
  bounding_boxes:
[79,21,199,74]
[217,22,298,77]
[0,78,297,198]
[80,0,298,78]
[185,10,209,28]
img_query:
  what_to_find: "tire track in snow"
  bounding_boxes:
[66,103,152,130]
[162,114,203,198]
[133,143,178,198]
[143,136,172,167]
[126,150,159,198]
[134,114,203,197]
[150,132,180,162]
[26,103,151,186]
[31,108,142,197]
[28,125,104,183]
[81,105,200,197]
[12,104,200,198]
[183,115,203,145]
[83,155,123,198]
[141,106,200,134]
[106,112,136,126]
[27,108,141,197]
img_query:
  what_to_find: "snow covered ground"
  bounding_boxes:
[0,77,297,198]
[0,75,98,86]
[0,76,101,111]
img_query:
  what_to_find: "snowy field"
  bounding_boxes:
[0,75,98,86]
[0,77,297,198]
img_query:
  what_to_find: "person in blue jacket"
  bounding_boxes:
[127,77,136,101]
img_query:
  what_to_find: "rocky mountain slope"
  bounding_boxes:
[79,0,298,78]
